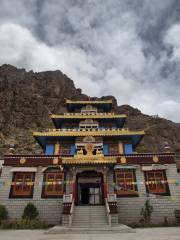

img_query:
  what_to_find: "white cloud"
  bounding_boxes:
[0,23,101,96]
[0,1,180,123]
[157,100,180,122]
[164,24,180,61]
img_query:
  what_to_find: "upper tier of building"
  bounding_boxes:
[65,99,113,112]
[50,99,126,129]
[50,113,127,129]
[33,99,145,155]
[33,128,145,147]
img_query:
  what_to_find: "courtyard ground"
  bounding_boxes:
[0,227,180,240]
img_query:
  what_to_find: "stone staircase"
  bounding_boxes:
[54,205,135,233]
[71,205,108,228]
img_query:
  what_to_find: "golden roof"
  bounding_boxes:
[65,99,112,105]
[50,113,127,119]
[33,128,145,137]
[62,156,116,164]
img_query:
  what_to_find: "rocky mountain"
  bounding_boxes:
[0,64,180,167]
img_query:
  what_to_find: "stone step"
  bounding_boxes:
[74,210,106,213]
[74,215,106,217]
[45,225,136,234]
[73,218,107,221]
[72,221,107,224]
[71,205,108,228]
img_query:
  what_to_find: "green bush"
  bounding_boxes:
[140,199,153,226]
[22,203,39,220]
[163,216,169,226]
[0,204,8,224]
[174,210,180,223]
[0,219,49,229]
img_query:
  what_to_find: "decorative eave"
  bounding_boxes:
[50,113,127,129]
[33,128,145,137]
[116,153,175,164]
[62,156,116,165]
[65,99,112,112]
[3,153,175,167]
[50,113,127,119]
[65,99,113,105]
[33,128,145,148]
[3,155,63,167]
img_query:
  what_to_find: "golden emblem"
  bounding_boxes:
[85,143,94,155]
[53,157,59,165]
[120,157,127,164]
[153,156,159,163]
[20,157,26,165]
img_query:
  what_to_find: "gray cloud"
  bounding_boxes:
[0,0,180,122]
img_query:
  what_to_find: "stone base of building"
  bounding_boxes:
[1,164,180,225]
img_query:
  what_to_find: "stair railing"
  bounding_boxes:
[69,198,75,228]
[105,198,111,227]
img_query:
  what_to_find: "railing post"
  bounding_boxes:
[69,198,74,228]
[105,198,111,228]
[63,194,74,227]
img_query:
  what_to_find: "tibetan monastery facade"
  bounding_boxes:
[0,99,180,225]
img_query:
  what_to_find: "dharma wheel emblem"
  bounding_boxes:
[53,157,59,165]
[120,157,127,164]
[153,156,159,163]
[20,157,26,165]
[85,143,94,155]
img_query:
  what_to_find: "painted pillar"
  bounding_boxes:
[72,170,76,200]
[72,181,76,199]
[104,182,108,198]
[54,142,60,155]
[118,141,124,154]
[103,169,108,198]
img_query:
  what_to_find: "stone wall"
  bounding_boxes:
[107,164,180,224]
[0,166,63,224]
[1,164,180,225]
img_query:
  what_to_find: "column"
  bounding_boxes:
[54,142,60,155]
[118,141,124,154]
[103,168,108,198]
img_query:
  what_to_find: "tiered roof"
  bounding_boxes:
[33,99,145,149]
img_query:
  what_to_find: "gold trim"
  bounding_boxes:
[33,129,145,137]
[120,157,127,164]
[62,156,116,164]
[20,157,26,165]
[118,141,124,154]
[65,99,112,105]
[53,157,59,165]
[54,143,60,155]
[50,113,127,119]
[153,156,159,163]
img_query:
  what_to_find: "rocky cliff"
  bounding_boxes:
[0,64,180,166]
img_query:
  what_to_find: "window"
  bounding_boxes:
[10,172,35,198]
[42,170,64,198]
[124,143,133,154]
[45,144,54,155]
[115,170,138,197]
[145,170,170,195]
[60,144,71,155]
[103,144,109,155]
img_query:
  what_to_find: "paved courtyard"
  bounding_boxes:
[0,227,180,240]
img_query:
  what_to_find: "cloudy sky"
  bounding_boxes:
[0,0,180,122]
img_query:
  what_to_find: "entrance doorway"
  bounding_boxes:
[76,171,104,205]
[81,186,89,204]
